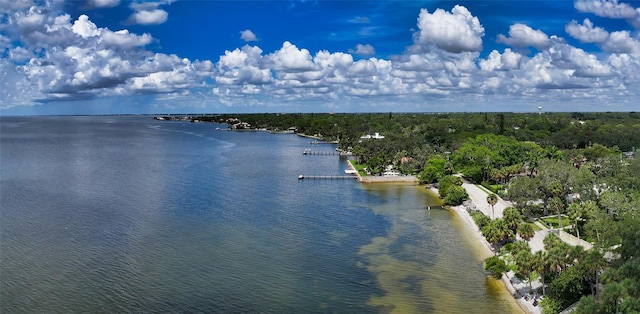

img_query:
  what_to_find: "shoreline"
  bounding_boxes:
[345,154,535,312]
[346,160,419,183]
[427,186,540,314]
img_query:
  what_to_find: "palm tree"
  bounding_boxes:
[549,196,565,230]
[482,223,502,253]
[494,218,514,244]
[503,206,523,232]
[482,219,513,252]
[567,202,585,239]
[515,250,535,291]
[517,223,535,242]
[543,232,562,250]
[581,250,606,298]
[487,193,498,219]
[547,246,565,276]
[532,250,549,295]
[510,240,531,259]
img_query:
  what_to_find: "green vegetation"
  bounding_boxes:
[437,175,468,206]
[485,256,508,279]
[194,112,640,313]
[349,161,368,176]
[540,216,571,230]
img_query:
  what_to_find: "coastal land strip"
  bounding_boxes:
[346,160,418,183]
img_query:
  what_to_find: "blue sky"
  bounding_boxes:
[1,0,640,115]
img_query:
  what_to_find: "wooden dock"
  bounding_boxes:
[302,149,340,156]
[310,140,336,145]
[298,174,357,180]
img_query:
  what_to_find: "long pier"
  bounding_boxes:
[310,140,332,145]
[302,149,340,156]
[298,174,357,180]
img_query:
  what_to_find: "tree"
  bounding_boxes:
[515,249,536,291]
[548,197,565,230]
[472,211,491,229]
[547,266,586,310]
[482,218,514,251]
[420,166,442,184]
[533,250,549,295]
[543,232,563,251]
[517,223,535,242]
[487,193,498,219]
[546,180,564,199]
[482,222,502,251]
[523,141,545,177]
[579,250,607,298]
[485,256,508,279]
[443,186,468,206]
[566,201,597,240]
[502,206,522,232]
[507,176,543,214]
[437,175,463,199]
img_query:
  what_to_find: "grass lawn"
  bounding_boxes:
[541,216,571,229]
[529,222,543,231]
[349,160,368,176]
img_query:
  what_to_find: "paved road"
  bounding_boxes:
[460,180,547,252]
[461,181,511,219]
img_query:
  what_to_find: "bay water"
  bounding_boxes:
[0,116,519,313]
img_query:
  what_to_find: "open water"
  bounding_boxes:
[0,116,520,313]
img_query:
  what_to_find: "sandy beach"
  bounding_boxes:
[349,159,542,313]
[430,184,543,314]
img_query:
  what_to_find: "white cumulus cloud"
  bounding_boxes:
[565,19,610,43]
[497,24,551,49]
[480,49,522,71]
[87,0,120,8]
[240,29,258,42]
[128,2,169,25]
[348,44,375,57]
[600,30,640,53]
[129,9,168,25]
[413,5,484,53]
[574,0,637,19]
[266,41,316,72]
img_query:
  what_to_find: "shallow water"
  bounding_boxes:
[1,116,520,313]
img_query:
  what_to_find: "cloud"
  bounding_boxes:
[348,44,375,57]
[574,0,637,19]
[479,49,522,71]
[565,19,609,43]
[266,41,317,72]
[564,18,640,53]
[0,0,33,13]
[497,24,551,50]
[72,14,100,38]
[128,2,169,25]
[2,10,207,105]
[349,16,370,24]
[239,29,258,42]
[2,1,640,113]
[216,45,273,85]
[130,9,168,25]
[413,5,484,53]
[600,30,640,53]
[87,0,120,9]
[9,46,34,62]
[631,8,640,28]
